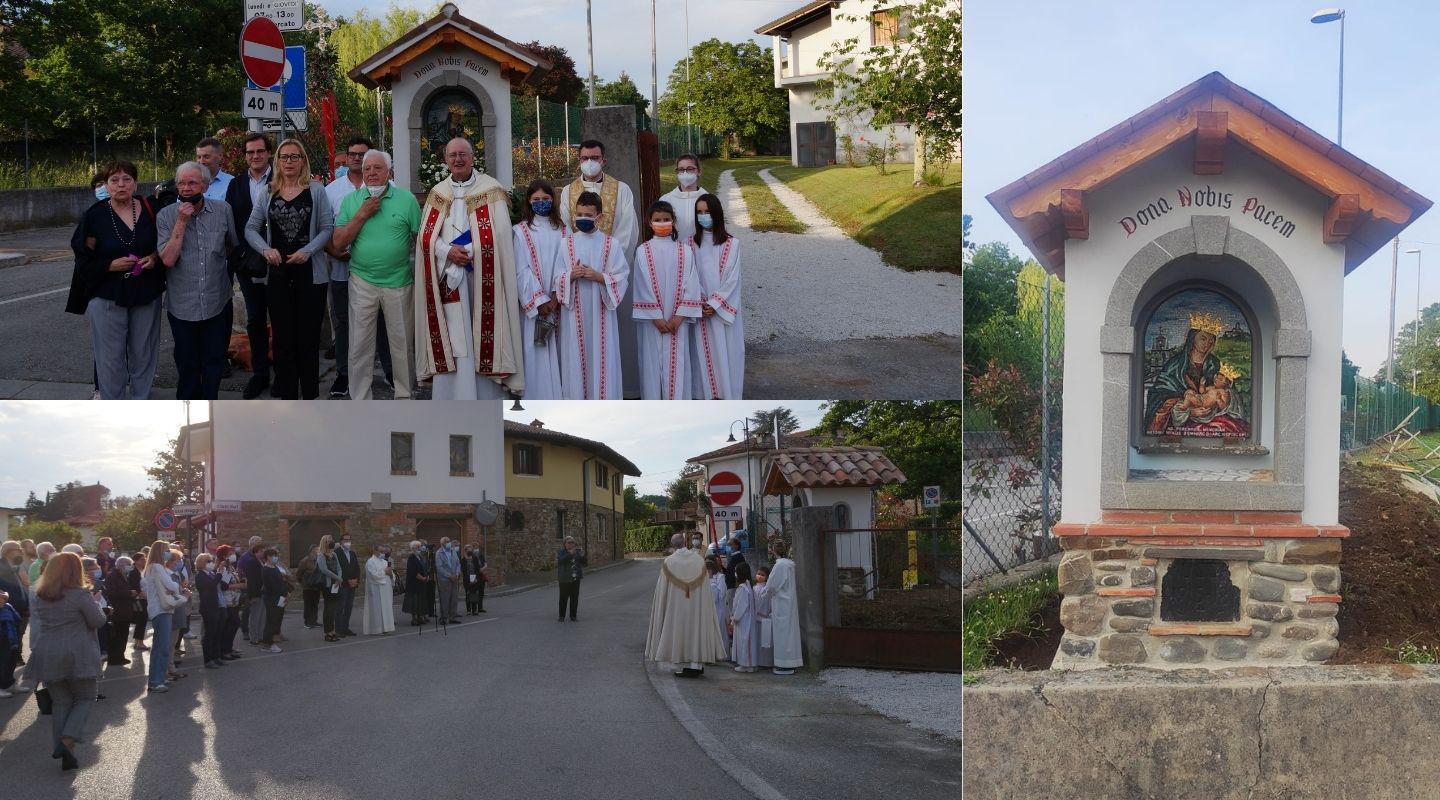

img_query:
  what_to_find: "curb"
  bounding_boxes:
[0,251,30,269]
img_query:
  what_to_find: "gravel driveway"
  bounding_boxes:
[820,667,963,741]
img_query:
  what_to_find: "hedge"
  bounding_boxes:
[625,525,673,553]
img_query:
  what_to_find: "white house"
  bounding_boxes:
[756,0,918,167]
[178,404,504,569]
[0,508,24,540]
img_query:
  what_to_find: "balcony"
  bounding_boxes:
[652,503,701,525]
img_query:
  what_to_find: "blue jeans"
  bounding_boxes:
[147,613,173,687]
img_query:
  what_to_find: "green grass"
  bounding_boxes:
[961,569,1058,675]
[657,156,805,234]
[770,162,961,272]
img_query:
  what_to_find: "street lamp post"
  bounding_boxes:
[586,0,596,107]
[1408,248,1423,395]
[1310,7,1346,146]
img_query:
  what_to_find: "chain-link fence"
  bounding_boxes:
[1342,373,1440,451]
[963,270,1064,587]
[0,121,212,189]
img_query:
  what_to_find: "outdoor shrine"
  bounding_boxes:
[987,72,1432,668]
[348,3,551,192]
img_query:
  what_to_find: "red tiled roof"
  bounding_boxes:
[764,447,906,492]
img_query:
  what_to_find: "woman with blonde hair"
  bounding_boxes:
[244,138,336,399]
[314,534,342,642]
[29,551,106,769]
[139,540,187,693]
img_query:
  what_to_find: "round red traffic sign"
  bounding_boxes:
[154,508,176,531]
[240,17,286,88]
[708,471,744,506]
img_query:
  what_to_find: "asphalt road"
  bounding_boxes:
[0,559,956,799]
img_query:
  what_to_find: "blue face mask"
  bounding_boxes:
[575,217,597,234]
[696,213,713,230]
[530,199,553,216]
[95,185,110,201]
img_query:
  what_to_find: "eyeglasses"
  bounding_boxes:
[244,149,268,156]
[347,150,367,158]
[277,154,303,162]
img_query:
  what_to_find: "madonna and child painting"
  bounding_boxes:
[1142,287,1253,439]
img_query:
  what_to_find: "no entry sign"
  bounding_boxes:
[240,16,286,89]
[708,471,744,506]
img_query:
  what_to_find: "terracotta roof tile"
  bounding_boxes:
[768,447,906,489]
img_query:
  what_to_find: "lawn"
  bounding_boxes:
[771,163,961,272]
[657,155,806,234]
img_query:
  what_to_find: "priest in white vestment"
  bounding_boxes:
[691,194,744,399]
[513,182,568,399]
[415,138,524,399]
[646,534,727,677]
[364,546,395,636]
[633,204,704,400]
[767,540,804,674]
[551,192,629,399]
[658,155,708,242]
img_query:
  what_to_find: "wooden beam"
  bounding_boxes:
[1059,188,1089,240]
[1194,110,1227,175]
[1323,194,1363,244]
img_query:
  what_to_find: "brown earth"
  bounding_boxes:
[1332,461,1440,663]
[988,594,1063,669]
[839,586,961,631]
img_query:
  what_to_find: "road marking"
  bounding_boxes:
[0,286,68,307]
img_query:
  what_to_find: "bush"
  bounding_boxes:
[625,525,673,553]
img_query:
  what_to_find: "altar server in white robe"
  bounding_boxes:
[767,540,803,674]
[729,561,759,672]
[512,180,567,399]
[646,534,728,678]
[753,566,774,668]
[633,201,704,400]
[363,545,395,636]
[551,191,629,399]
[690,194,744,399]
[658,154,708,242]
[415,138,524,399]
[708,556,730,660]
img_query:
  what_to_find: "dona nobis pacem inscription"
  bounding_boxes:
[987,72,1432,670]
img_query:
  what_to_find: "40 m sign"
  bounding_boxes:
[243,88,282,120]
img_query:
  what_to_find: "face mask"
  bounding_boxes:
[367,184,387,197]
[177,192,202,205]
[530,199,553,216]
[691,539,702,549]
[204,564,215,573]
[580,159,603,179]
[677,170,698,187]
[95,185,111,201]
[269,556,279,565]
[452,543,459,551]
[651,221,674,237]
[228,554,237,563]
[575,217,597,234]
[121,565,132,575]
[696,214,713,230]
[342,541,351,550]
[91,569,103,579]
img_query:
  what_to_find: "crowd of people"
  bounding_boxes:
[0,532,489,770]
[67,134,745,400]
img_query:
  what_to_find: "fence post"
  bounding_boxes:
[564,102,572,172]
[535,95,543,180]
[22,118,29,189]
[92,121,98,176]
[1040,272,1053,550]
[153,126,158,183]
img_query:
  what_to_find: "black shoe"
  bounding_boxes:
[243,374,270,399]
[676,667,702,678]
[61,747,78,771]
[324,345,336,360]
[448,617,462,624]
[106,658,130,666]
[570,617,577,622]
[221,653,241,660]
[558,617,564,622]
[328,376,348,398]
[341,630,358,637]
[478,608,486,613]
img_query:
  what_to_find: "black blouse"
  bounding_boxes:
[67,199,164,310]
[268,187,313,259]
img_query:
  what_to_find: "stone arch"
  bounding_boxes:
[404,70,500,192]
[1096,215,1310,511]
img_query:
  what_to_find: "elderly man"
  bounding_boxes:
[331,150,421,400]
[324,136,394,398]
[434,536,462,624]
[415,137,525,399]
[158,161,240,400]
[645,533,727,678]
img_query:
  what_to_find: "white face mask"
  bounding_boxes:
[580,159,603,179]
[342,541,351,550]
[228,554,237,563]
[367,184,386,197]
[677,169,698,187]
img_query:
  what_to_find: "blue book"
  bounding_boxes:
[451,229,472,247]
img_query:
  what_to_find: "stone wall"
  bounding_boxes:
[1053,511,1344,669]
[490,496,623,574]
[0,183,162,232]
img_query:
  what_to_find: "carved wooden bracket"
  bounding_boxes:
[1323,194,1362,244]
[1060,188,1089,240]
[1194,110,1228,175]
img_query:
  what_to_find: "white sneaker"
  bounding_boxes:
[266,645,282,653]
[773,668,795,675]
[183,633,198,640]
[11,684,31,693]
[0,689,12,698]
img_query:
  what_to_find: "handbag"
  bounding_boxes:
[35,686,53,715]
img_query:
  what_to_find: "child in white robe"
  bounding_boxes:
[550,190,629,400]
[754,566,774,668]
[707,556,730,660]
[729,561,758,672]
[690,194,744,399]
[633,201,703,400]
[512,180,567,399]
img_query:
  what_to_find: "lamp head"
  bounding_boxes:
[1310,8,1344,24]
[1407,249,1422,255]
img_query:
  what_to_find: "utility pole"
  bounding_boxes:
[1388,237,1399,384]
[650,0,659,128]
[586,0,596,107]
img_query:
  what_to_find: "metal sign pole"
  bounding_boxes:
[1040,273,1052,551]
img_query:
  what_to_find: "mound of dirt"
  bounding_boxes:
[989,594,1062,669]
[1333,461,1440,663]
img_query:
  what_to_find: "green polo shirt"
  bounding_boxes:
[337,185,421,288]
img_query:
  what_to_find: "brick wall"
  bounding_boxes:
[491,496,624,574]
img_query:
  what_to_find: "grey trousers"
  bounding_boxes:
[329,278,391,382]
[438,579,459,618]
[86,296,162,399]
[247,597,267,643]
[48,677,98,746]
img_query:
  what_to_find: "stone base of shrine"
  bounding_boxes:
[1050,511,1348,670]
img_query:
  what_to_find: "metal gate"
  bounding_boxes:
[796,121,836,167]
[821,526,961,671]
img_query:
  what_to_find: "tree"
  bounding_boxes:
[656,39,787,156]
[816,0,961,184]
[145,437,206,508]
[642,494,669,510]
[11,520,82,548]
[623,485,658,525]
[517,41,585,105]
[332,3,437,138]
[95,503,153,553]
[666,474,699,508]
[817,401,962,499]
[749,408,801,446]
[23,490,44,517]
[1390,302,1440,401]
[962,242,1029,371]
[594,72,649,116]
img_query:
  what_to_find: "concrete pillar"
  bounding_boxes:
[580,105,642,397]
[790,506,839,671]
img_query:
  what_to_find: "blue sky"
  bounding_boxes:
[965,1,1440,376]
[325,0,794,99]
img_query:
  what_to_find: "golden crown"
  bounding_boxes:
[1217,361,1241,381]
[1188,311,1226,336]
